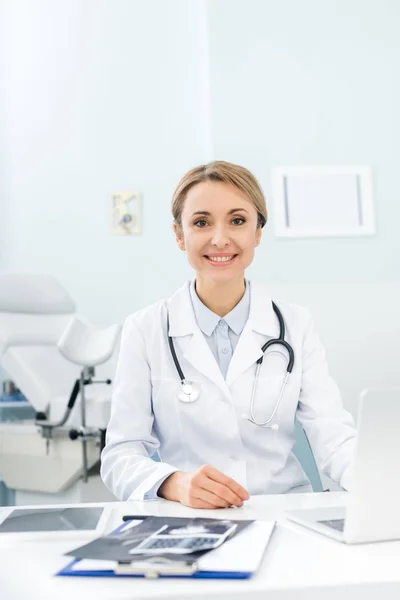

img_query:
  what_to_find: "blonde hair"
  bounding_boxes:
[171,161,267,228]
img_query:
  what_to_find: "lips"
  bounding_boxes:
[204,254,238,265]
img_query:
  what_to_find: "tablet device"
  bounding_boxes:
[0,506,109,536]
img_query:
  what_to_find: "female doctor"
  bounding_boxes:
[101,161,356,509]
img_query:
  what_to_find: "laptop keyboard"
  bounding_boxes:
[318,519,345,532]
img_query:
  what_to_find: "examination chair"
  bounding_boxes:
[0,273,121,501]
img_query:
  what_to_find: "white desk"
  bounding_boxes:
[0,492,399,600]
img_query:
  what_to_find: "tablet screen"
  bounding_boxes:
[0,507,104,533]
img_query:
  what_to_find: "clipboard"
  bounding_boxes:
[56,519,275,579]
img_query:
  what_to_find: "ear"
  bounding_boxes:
[173,222,186,251]
[255,225,262,247]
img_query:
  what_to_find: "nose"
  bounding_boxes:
[211,225,230,248]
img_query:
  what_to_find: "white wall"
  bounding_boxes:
[266,282,400,417]
[2,0,400,414]
[5,0,400,318]
[207,0,400,285]
[2,0,212,325]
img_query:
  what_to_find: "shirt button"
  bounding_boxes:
[221,347,229,354]
[218,320,224,327]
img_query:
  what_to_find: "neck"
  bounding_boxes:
[195,276,246,317]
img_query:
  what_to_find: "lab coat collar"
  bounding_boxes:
[167,280,280,393]
[248,281,280,337]
[225,282,279,387]
[189,279,250,337]
[167,282,196,337]
[168,281,278,337]
[168,282,230,398]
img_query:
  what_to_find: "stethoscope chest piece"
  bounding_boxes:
[178,380,200,403]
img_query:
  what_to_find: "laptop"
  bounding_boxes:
[287,389,400,544]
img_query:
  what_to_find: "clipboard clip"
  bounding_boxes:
[114,557,198,579]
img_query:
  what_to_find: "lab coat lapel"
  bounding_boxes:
[183,328,231,399]
[168,282,231,400]
[226,282,279,388]
[225,321,264,387]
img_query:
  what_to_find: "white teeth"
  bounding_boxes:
[207,255,234,262]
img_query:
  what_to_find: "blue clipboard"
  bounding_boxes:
[56,519,274,579]
[57,558,252,579]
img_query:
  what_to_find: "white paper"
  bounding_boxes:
[70,559,117,571]
[67,521,275,575]
[197,521,275,572]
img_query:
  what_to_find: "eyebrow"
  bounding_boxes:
[191,208,249,217]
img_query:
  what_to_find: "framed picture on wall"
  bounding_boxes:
[271,165,375,237]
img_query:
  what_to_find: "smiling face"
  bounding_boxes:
[174,181,262,286]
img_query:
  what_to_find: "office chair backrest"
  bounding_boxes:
[292,419,324,492]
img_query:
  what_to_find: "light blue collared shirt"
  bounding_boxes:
[189,280,250,379]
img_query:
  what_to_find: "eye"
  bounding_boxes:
[194,219,208,228]
[232,217,246,226]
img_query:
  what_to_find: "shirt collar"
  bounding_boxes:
[189,280,250,337]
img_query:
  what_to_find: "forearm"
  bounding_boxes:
[100,442,178,501]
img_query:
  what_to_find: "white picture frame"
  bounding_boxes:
[271,165,375,238]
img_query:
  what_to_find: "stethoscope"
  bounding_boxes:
[167,302,294,429]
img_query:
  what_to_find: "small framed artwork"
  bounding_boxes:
[271,166,375,237]
[110,191,142,235]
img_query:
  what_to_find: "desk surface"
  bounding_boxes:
[0,492,399,600]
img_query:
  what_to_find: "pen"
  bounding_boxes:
[122,515,150,522]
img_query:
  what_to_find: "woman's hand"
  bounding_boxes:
[158,465,250,508]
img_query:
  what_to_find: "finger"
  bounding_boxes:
[182,494,219,509]
[203,465,250,500]
[189,498,221,509]
[200,479,244,507]
[192,487,231,509]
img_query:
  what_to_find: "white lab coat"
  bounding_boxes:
[101,281,356,501]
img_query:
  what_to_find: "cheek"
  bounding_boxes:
[183,234,195,251]
[236,230,259,252]
[182,233,203,258]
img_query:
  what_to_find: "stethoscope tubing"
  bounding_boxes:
[167,301,295,427]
